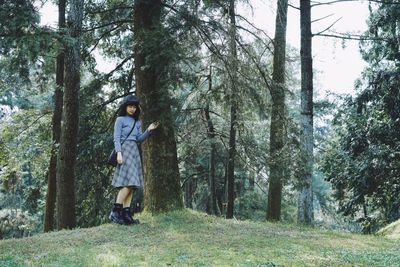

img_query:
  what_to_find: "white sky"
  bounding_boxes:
[243,0,369,95]
[39,0,369,95]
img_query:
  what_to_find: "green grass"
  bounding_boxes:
[377,219,400,240]
[0,210,399,266]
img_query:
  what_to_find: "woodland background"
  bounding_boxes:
[0,0,399,240]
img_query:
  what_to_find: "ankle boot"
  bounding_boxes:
[122,207,140,225]
[109,203,124,225]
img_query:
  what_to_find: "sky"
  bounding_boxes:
[243,0,370,95]
[39,0,370,96]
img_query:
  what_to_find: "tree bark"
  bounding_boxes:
[134,0,183,212]
[44,0,65,233]
[56,0,83,230]
[298,0,314,225]
[226,0,238,219]
[184,178,194,209]
[267,0,288,222]
[204,96,219,215]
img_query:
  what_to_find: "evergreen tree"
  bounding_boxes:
[267,0,288,222]
[134,0,183,212]
[320,3,400,232]
[56,0,84,230]
[298,0,314,225]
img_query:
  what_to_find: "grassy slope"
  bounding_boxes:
[377,219,400,240]
[0,210,399,267]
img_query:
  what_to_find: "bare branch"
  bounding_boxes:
[311,0,358,7]
[313,17,342,36]
[87,24,122,54]
[99,55,134,80]
[289,3,300,10]
[16,111,51,138]
[235,37,272,91]
[235,14,274,44]
[311,13,334,24]
[311,0,400,7]
[86,6,134,15]
[314,33,391,42]
[83,19,133,33]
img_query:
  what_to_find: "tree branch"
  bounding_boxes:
[87,24,122,54]
[289,3,300,10]
[311,0,400,7]
[16,111,51,138]
[83,19,133,32]
[313,17,342,36]
[311,13,335,24]
[313,33,391,42]
[86,6,134,15]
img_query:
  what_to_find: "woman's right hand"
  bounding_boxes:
[117,152,123,165]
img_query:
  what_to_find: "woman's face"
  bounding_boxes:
[126,104,137,116]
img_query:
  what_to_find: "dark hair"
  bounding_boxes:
[118,95,141,119]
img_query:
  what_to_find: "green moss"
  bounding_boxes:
[0,210,399,266]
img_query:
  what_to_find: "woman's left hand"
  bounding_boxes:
[148,121,160,131]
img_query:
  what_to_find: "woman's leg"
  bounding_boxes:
[123,188,135,208]
[116,187,131,204]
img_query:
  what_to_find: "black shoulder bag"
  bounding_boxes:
[107,120,137,167]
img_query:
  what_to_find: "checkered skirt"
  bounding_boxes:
[112,140,144,188]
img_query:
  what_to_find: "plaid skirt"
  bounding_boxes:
[112,140,144,188]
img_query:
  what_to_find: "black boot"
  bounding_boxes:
[109,203,124,225]
[122,207,140,225]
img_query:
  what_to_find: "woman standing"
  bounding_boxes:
[109,95,159,225]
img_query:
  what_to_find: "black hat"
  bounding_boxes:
[118,95,141,118]
[121,95,140,106]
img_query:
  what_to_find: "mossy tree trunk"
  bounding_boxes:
[298,0,314,225]
[56,0,84,230]
[226,0,239,220]
[134,0,183,212]
[204,100,219,215]
[267,0,288,222]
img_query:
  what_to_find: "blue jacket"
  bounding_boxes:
[113,116,150,152]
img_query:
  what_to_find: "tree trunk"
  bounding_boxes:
[267,0,288,221]
[204,99,219,215]
[298,0,314,225]
[134,0,183,212]
[44,0,65,233]
[226,0,238,219]
[56,0,83,230]
[184,178,194,209]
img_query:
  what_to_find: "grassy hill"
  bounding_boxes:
[377,219,400,240]
[0,210,399,267]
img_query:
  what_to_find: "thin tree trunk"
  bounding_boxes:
[56,0,83,230]
[205,65,218,215]
[267,0,288,221]
[298,0,314,225]
[204,96,219,215]
[184,178,194,209]
[44,0,66,233]
[226,0,238,219]
[134,0,183,212]
[249,171,255,191]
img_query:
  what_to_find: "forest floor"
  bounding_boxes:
[0,209,399,267]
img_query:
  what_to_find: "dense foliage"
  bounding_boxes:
[320,2,400,233]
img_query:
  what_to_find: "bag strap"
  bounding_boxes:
[120,119,137,146]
